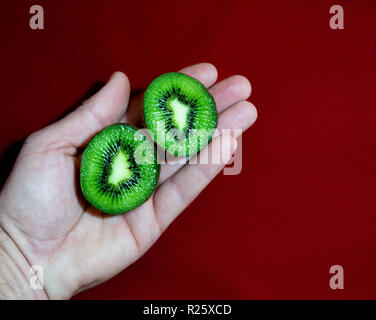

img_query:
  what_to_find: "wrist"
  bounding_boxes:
[0,225,48,300]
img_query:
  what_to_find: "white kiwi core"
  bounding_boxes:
[108,151,132,185]
[169,99,190,130]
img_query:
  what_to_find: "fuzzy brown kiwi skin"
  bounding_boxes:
[80,122,161,214]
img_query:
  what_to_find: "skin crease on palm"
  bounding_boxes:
[0,63,257,299]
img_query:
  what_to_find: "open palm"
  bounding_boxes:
[0,63,257,299]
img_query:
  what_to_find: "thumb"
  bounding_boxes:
[28,72,130,151]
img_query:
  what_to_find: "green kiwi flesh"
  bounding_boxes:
[80,124,160,214]
[143,72,218,157]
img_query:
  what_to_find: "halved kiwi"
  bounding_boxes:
[143,72,218,157]
[80,124,160,214]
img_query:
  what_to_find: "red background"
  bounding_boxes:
[1,0,375,299]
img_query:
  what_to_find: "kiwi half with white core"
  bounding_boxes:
[143,72,218,157]
[80,124,160,214]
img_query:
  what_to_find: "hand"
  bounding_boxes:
[0,63,257,299]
